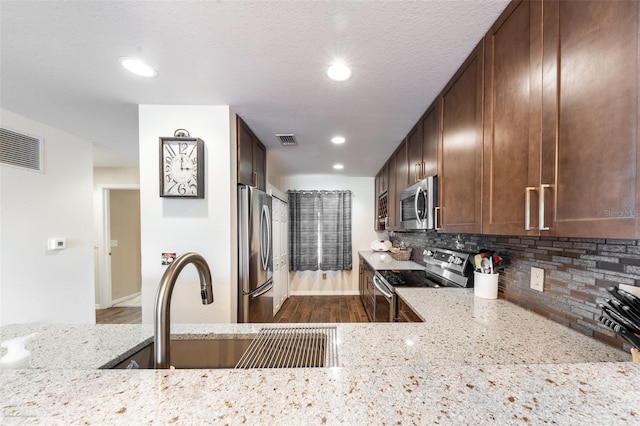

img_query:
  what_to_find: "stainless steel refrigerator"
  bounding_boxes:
[238,185,273,323]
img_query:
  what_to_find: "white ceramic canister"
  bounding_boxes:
[474,272,499,299]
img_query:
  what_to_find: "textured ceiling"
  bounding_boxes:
[1,0,509,177]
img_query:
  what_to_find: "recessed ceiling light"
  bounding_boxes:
[119,57,158,78]
[333,163,344,170]
[327,62,352,81]
[331,136,346,144]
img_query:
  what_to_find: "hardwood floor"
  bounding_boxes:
[96,296,368,324]
[274,296,369,323]
[96,307,141,324]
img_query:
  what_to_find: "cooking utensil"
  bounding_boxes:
[600,304,640,335]
[617,287,640,314]
[480,257,492,274]
[607,286,640,318]
[608,298,640,325]
[598,315,640,349]
[474,254,482,271]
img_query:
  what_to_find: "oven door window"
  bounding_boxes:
[373,276,394,322]
[374,292,392,322]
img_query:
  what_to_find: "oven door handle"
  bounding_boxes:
[373,276,393,299]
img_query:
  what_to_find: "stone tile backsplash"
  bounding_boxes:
[387,230,640,351]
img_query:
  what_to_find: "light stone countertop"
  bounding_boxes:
[359,249,425,270]
[1,266,639,424]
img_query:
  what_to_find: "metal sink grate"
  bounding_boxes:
[235,326,338,369]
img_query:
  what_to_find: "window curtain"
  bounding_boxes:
[288,190,352,271]
[288,191,320,271]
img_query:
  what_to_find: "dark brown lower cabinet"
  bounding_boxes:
[396,296,423,322]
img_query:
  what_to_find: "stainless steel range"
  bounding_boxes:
[371,247,474,322]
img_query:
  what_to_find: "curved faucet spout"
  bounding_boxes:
[154,252,214,369]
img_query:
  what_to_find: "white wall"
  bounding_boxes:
[0,109,95,325]
[138,105,237,324]
[92,167,140,306]
[273,175,377,295]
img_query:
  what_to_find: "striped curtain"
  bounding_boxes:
[288,190,352,271]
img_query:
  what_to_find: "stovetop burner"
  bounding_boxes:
[376,269,458,288]
[376,246,475,290]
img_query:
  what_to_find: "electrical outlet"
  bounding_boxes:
[322,273,327,280]
[531,267,544,292]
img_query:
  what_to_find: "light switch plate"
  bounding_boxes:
[531,267,544,291]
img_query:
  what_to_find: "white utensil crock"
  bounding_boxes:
[474,272,499,299]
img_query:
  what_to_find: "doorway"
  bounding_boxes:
[109,189,141,305]
[95,185,141,324]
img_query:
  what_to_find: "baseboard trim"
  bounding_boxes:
[289,290,359,296]
[111,292,141,306]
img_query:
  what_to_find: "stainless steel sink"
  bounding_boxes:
[109,337,254,369]
[105,326,339,370]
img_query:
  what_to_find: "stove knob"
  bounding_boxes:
[425,250,434,257]
[447,255,455,263]
[454,257,463,265]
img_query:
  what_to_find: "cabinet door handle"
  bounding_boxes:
[421,161,426,179]
[525,187,537,231]
[539,184,551,231]
[252,171,258,187]
[414,163,420,182]
[434,206,442,230]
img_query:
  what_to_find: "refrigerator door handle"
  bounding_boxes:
[260,204,271,271]
[250,279,273,299]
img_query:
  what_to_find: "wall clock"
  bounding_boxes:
[159,135,205,198]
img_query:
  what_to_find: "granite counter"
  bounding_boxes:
[1,289,638,424]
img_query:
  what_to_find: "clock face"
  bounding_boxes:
[160,138,204,198]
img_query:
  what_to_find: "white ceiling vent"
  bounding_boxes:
[0,127,44,172]
[276,134,297,146]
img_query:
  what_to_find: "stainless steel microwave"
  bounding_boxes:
[400,176,437,230]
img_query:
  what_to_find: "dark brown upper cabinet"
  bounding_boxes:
[482,0,542,236]
[438,41,484,234]
[484,0,640,238]
[539,0,639,238]
[375,0,640,239]
[407,123,424,184]
[386,141,409,231]
[407,103,440,184]
[376,162,388,195]
[375,162,389,231]
[387,154,398,229]
[395,140,409,197]
[237,116,266,191]
[421,102,439,179]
